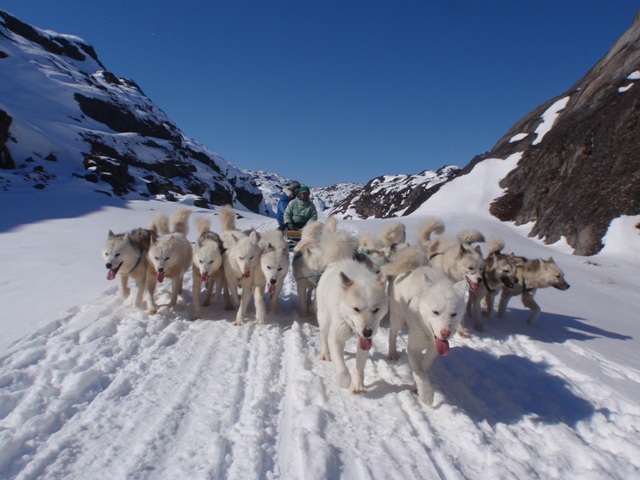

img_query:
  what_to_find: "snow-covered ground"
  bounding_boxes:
[1,157,640,480]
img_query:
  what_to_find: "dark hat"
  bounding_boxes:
[289,180,301,190]
[298,185,310,195]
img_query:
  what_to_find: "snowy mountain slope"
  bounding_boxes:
[0,10,264,215]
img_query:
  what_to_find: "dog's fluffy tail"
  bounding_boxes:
[194,216,212,235]
[293,221,324,253]
[220,205,236,232]
[149,212,170,235]
[458,229,485,245]
[171,209,191,236]
[381,245,428,277]
[381,222,406,247]
[324,216,338,234]
[358,231,381,251]
[486,235,505,255]
[417,218,445,248]
[322,229,358,264]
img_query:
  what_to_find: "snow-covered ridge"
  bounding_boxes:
[0,10,263,213]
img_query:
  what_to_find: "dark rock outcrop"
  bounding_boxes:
[487,12,640,255]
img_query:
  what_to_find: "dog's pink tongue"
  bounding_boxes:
[359,336,373,351]
[436,338,450,356]
[268,284,276,294]
[107,269,116,281]
[157,272,165,283]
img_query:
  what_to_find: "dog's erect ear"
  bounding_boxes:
[458,243,467,257]
[340,271,354,289]
[546,257,555,264]
[266,242,275,252]
[249,230,259,242]
[168,236,175,247]
[375,272,386,288]
[108,230,116,239]
[475,245,482,255]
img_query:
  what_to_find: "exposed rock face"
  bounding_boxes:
[0,10,264,213]
[0,109,14,170]
[487,13,640,255]
[329,166,461,219]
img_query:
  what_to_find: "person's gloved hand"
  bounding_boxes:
[277,223,287,232]
[287,223,295,230]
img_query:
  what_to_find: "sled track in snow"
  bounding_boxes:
[1,264,640,478]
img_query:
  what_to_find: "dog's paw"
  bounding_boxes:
[320,353,331,361]
[147,307,157,315]
[351,385,367,394]
[419,389,434,406]
[233,320,244,326]
[456,327,470,338]
[387,351,400,361]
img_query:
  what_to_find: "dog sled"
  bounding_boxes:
[284,229,302,250]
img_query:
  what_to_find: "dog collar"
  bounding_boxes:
[129,254,143,274]
[482,270,494,293]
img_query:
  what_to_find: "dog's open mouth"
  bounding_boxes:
[466,277,480,292]
[106,262,122,281]
[157,271,165,283]
[268,283,276,295]
[201,271,210,283]
[358,336,373,351]
[435,338,450,356]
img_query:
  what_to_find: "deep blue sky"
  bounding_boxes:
[3,1,639,186]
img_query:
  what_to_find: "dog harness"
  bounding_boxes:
[129,253,143,274]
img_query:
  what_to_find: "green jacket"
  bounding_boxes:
[283,197,317,228]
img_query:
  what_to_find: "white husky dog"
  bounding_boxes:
[219,205,264,325]
[497,256,570,325]
[466,236,518,331]
[256,230,290,314]
[148,209,193,309]
[292,220,326,315]
[419,218,485,292]
[101,227,158,312]
[316,258,388,393]
[191,216,226,320]
[382,246,467,405]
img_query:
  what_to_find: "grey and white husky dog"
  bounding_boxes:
[101,227,158,313]
[496,255,570,325]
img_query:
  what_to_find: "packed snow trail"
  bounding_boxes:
[1,269,639,479]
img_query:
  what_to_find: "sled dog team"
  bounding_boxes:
[101,206,570,405]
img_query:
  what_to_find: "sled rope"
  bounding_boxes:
[356,248,386,266]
